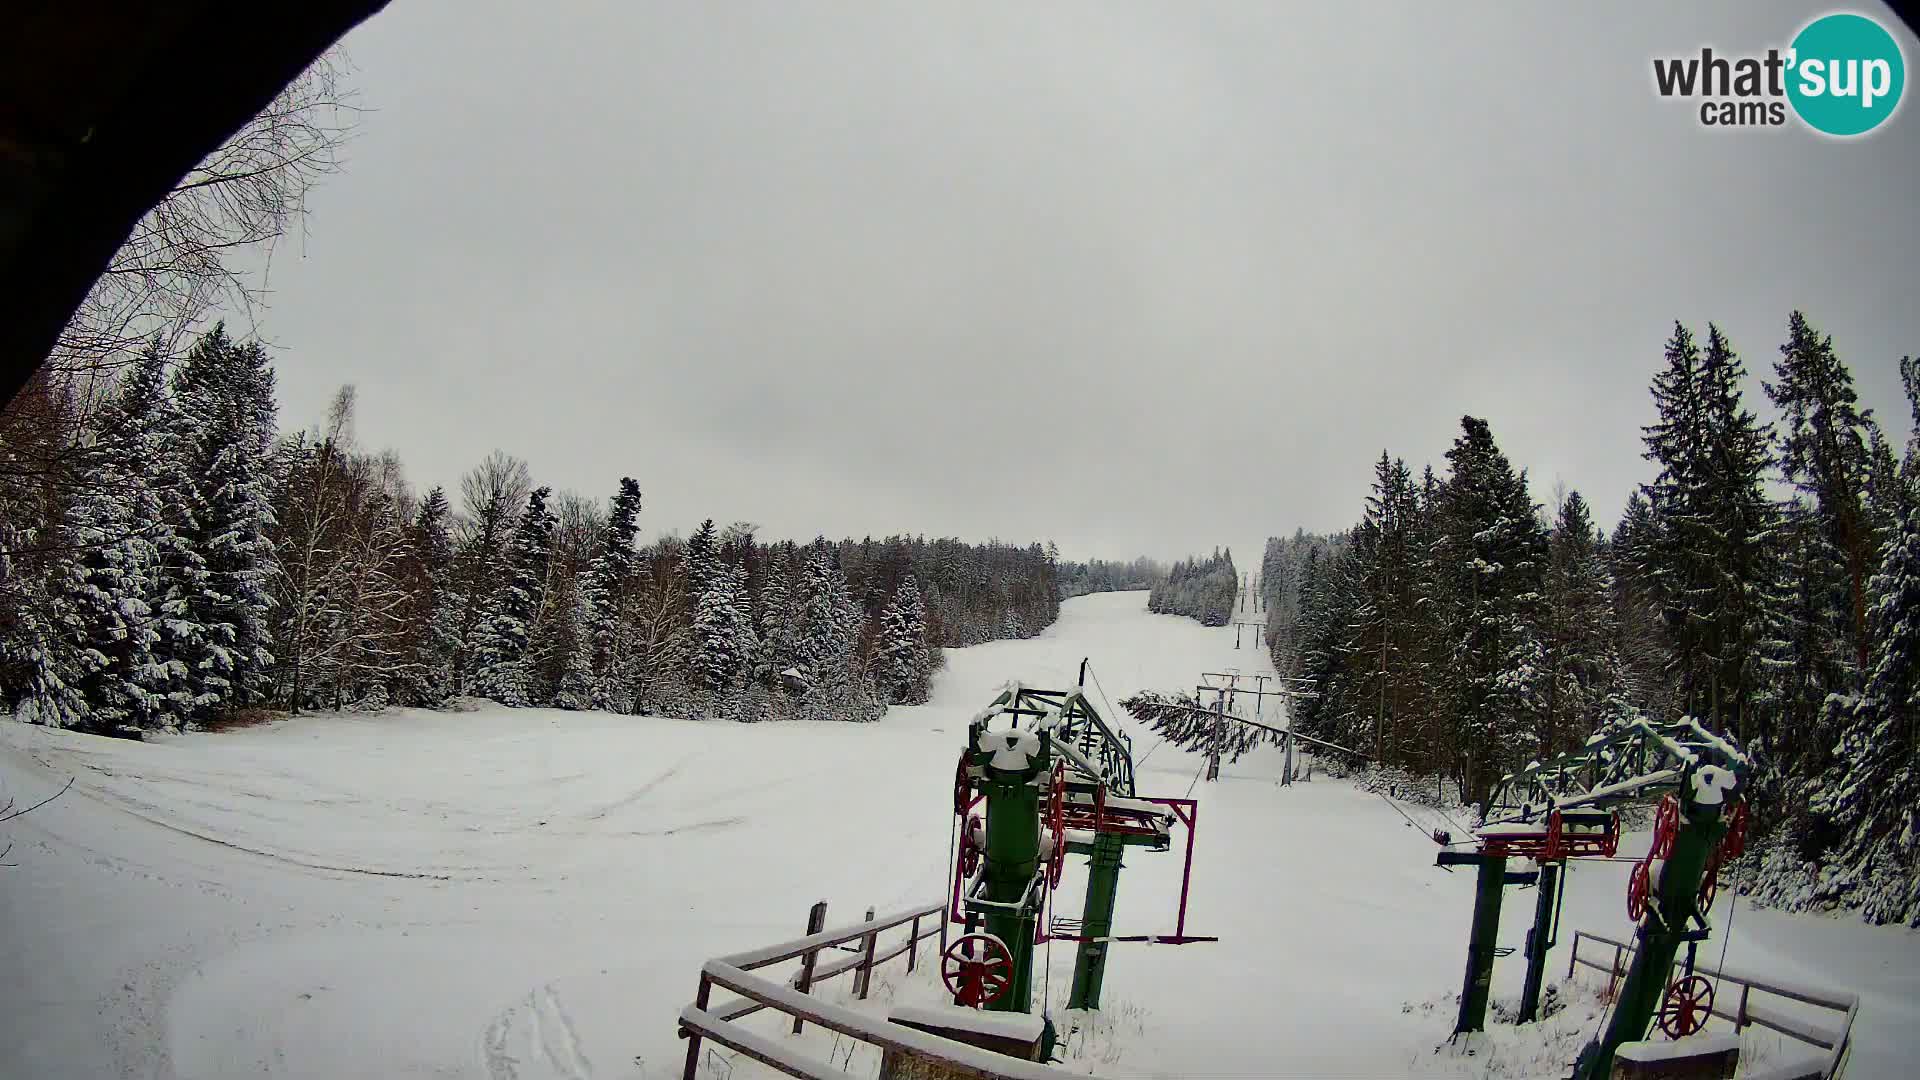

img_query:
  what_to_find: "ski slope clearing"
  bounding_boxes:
[1,592,1914,1078]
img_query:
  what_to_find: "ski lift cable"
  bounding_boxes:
[1083,662,1124,735]
[1087,660,1181,771]
[1183,755,1210,798]
[1712,877,1740,1012]
[1376,789,1454,847]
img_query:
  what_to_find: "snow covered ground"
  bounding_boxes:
[1,591,1914,1079]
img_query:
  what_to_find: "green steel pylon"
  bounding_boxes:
[1518,861,1561,1024]
[1067,829,1125,1009]
[1575,768,1736,1080]
[969,723,1049,1014]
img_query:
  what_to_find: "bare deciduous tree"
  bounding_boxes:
[54,54,359,381]
[1,53,359,554]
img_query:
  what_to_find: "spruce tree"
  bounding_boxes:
[1808,496,1920,924]
[758,545,799,681]
[685,518,720,601]
[172,326,280,717]
[116,347,204,727]
[408,486,462,704]
[875,574,931,704]
[552,581,596,710]
[1541,490,1616,758]
[1434,416,1548,805]
[1767,311,1878,672]
[1640,323,1780,745]
[586,478,642,711]
[470,487,555,706]
[689,559,744,693]
[51,431,164,735]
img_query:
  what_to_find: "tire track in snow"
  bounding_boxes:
[88,796,458,881]
[481,985,592,1080]
[536,984,593,1080]
[583,754,696,822]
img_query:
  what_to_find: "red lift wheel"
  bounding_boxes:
[1603,810,1622,858]
[941,933,1014,1007]
[1543,809,1564,862]
[1651,794,1680,860]
[954,752,973,816]
[1046,763,1067,888]
[1657,975,1715,1038]
[959,813,983,877]
[1722,799,1749,860]
[1627,858,1652,923]
[1698,851,1720,912]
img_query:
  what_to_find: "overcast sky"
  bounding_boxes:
[247,1,1919,563]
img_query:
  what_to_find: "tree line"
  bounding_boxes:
[0,325,1082,734]
[1262,311,1920,924]
[1058,556,1165,599]
[1147,549,1238,626]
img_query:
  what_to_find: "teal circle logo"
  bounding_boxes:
[1787,13,1906,136]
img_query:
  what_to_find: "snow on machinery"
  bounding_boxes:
[1133,689,1757,1077]
[1441,716,1752,1080]
[945,662,1213,1043]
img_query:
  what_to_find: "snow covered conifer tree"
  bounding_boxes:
[49,425,165,734]
[875,575,931,704]
[1807,496,1920,924]
[1435,416,1548,804]
[1,558,87,728]
[585,477,642,711]
[684,518,720,601]
[406,486,462,704]
[689,557,744,693]
[1640,323,1779,745]
[469,486,555,706]
[552,580,596,710]
[172,326,280,718]
[757,545,798,682]
[727,562,761,685]
[1540,490,1616,758]
[1767,311,1878,673]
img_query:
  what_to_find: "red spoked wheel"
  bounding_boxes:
[1045,763,1067,888]
[1543,809,1564,862]
[1603,810,1622,858]
[1657,975,1715,1038]
[1627,858,1652,923]
[1721,799,1749,860]
[1651,794,1680,860]
[1698,850,1721,912]
[959,813,983,877]
[954,752,973,816]
[941,933,1014,1007]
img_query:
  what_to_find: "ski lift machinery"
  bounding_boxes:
[944,661,1214,1051]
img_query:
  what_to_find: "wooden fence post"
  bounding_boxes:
[857,906,879,999]
[907,914,921,973]
[681,973,712,1080]
[792,900,828,1035]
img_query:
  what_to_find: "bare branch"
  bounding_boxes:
[0,776,74,824]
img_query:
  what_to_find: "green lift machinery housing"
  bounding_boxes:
[1437,717,1751,1080]
[942,667,1212,1040]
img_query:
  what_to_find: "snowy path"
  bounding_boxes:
[1,592,1913,1079]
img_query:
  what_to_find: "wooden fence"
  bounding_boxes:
[1567,929,1857,1080]
[677,899,1119,1080]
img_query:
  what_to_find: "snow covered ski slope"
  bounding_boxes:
[1,592,1914,1078]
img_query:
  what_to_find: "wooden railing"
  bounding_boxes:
[677,900,1118,1080]
[1567,930,1858,1080]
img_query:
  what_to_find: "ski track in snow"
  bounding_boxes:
[1,591,1915,1079]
